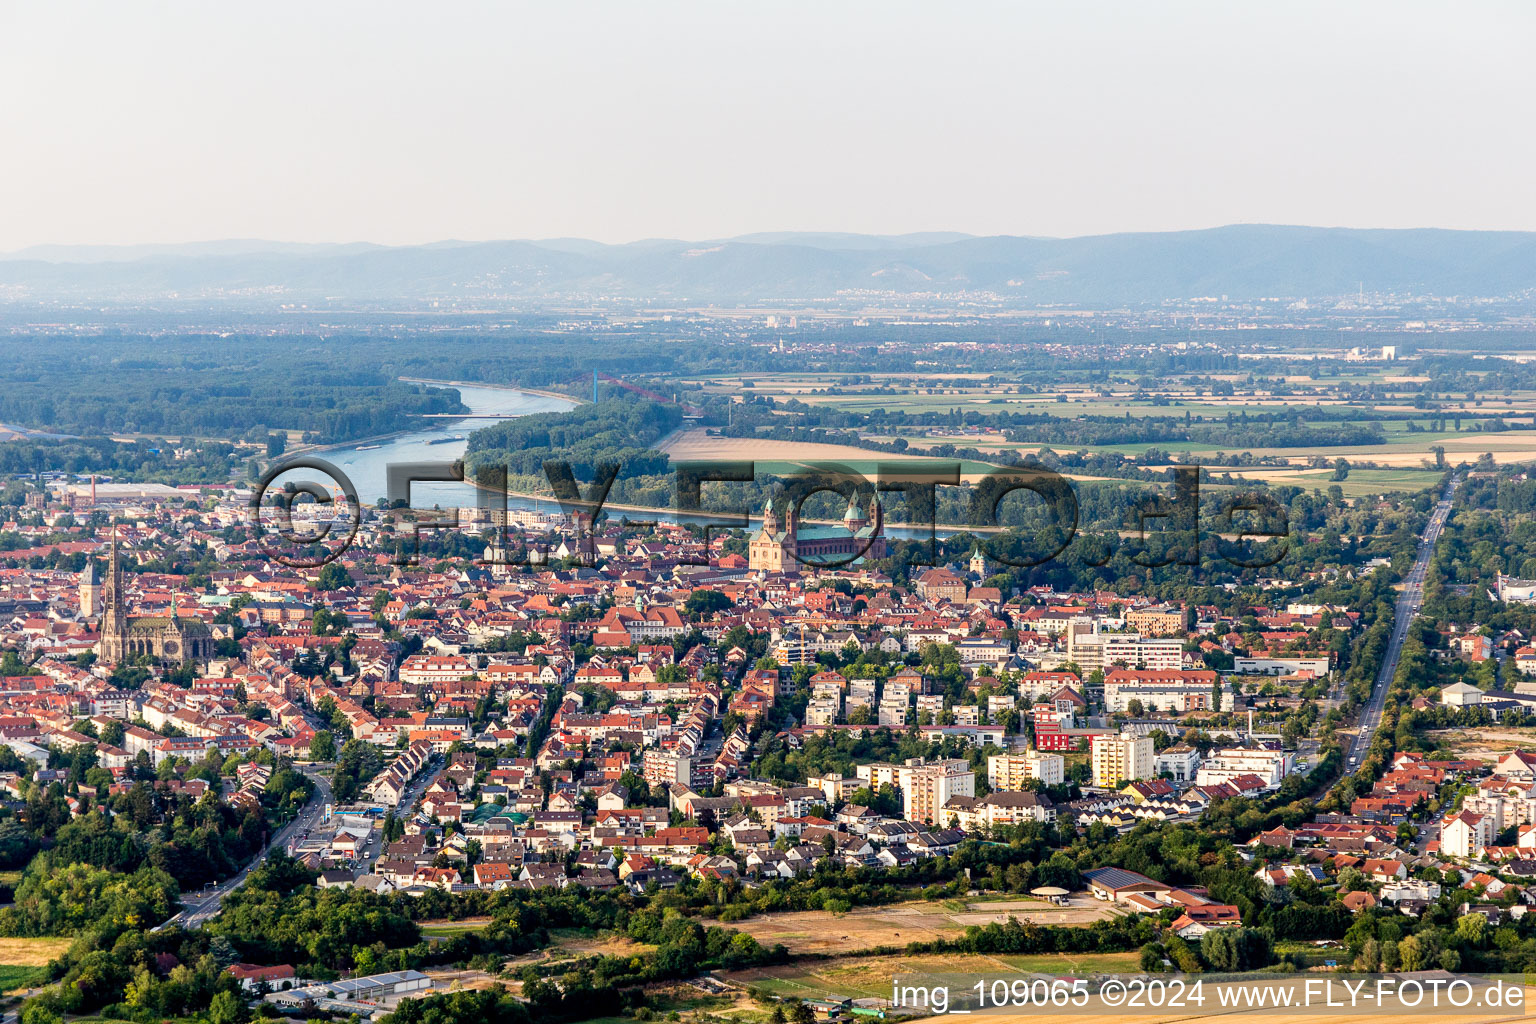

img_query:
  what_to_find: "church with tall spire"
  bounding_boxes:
[95,524,213,665]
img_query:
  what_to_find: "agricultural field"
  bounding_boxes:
[0,965,47,995]
[0,937,72,997]
[658,429,1003,481]
[686,372,1536,471]
[0,937,72,966]
[1218,467,1445,497]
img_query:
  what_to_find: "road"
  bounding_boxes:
[351,753,442,872]
[1345,475,1460,766]
[153,763,333,932]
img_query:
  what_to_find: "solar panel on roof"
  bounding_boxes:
[1083,866,1159,889]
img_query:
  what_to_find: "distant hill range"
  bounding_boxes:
[4,225,1535,306]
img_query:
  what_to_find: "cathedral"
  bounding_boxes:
[94,528,214,666]
[748,494,886,573]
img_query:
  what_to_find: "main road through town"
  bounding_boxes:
[1346,475,1460,765]
[151,762,333,932]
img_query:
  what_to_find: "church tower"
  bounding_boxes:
[780,500,799,565]
[842,496,868,533]
[94,521,212,666]
[79,561,101,618]
[99,524,127,663]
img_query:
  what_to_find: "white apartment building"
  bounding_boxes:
[902,759,976,825]
[1091,732,1154,788]
[1193,747,1291,790]
[399,655,475,686]
[1155,744,1201,783]
[1067,625,1183,673]
[1441,810,1494,859]
[988,750,1065,790]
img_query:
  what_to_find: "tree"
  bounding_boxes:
[792,1003,816,1024]
[1455,912,1487,948]
[1332,458,1350,482]
[316,562,353,591]
[1200,928,1270,972]
[684,589,732,617]
[208,989,247,1024]
[309,730,336,761]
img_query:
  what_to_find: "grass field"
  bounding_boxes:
[418,917,493,938]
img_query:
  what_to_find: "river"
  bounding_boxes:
[282,381,975,539]
[313,383,576,506]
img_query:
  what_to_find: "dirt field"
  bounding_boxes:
[722,950,1143,1001]
[724,896,1117,955]
[1422,727,1536,762]
[0,937,73,965]
[548,928,657,957]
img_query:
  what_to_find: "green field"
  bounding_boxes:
[1222,467,1444,497]
[0,965,47,994]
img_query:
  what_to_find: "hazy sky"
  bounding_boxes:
[2,1,1532,248]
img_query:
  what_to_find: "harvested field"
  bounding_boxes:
[0,937,72,966]
[724,896,1116,955]
[722,951,1142,1002]
[659,428,998,478]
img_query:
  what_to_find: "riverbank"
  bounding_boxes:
[397,376,583,404]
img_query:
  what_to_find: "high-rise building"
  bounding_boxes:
[988,750,1065,790]
[1091,733,1154,788]
[901,759,975,825]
